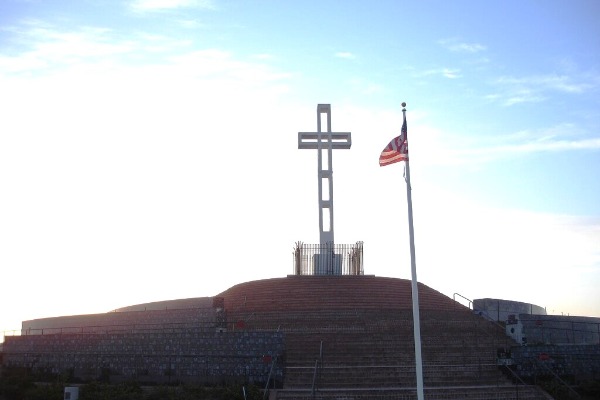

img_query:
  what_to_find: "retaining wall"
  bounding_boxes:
[511,344,600,380]
[508,314,600,346]
[2,330,284,385]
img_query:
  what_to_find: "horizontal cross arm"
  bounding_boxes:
[298,132,352,149]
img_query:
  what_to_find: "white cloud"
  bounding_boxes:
[442,68,461,79]
[335,51,356,60]
[176,19,208,29]
[130,0,215,12]
[361,83,384,95]
[489,73,598,106]
[167,49,292,85]
[251,53,275,61]
[504,91,546,106]
[439,38,487,53]
[461,137,600,160]
[0,23,135,74]
[497,74,594,95]
[408,122,600,167]
[414,67,461,79]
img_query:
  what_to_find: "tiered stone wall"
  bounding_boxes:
[2,330,284,385]
[6,296,283,385]
[514,314,600,345]
[511,344,600,380]
[22,300,217,335]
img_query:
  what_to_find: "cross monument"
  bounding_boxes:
[298,104,351,247]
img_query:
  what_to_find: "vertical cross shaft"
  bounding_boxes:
[298,104,351,246]
[317,105,334,245]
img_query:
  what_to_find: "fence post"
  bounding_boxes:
[497,300,500,322]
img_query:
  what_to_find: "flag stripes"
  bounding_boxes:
[379,114,408,167]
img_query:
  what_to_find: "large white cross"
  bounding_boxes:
[298,104,351,246]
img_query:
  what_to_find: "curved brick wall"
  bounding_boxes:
[19,276,463,335]
[21,306,217,335]
[217,275,465,313]
[114,297,214,312]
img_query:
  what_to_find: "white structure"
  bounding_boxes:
[298,104,351,246]
[473,298,546,322]
[64,387,79,400]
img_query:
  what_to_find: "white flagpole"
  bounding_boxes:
[402,103,425,400]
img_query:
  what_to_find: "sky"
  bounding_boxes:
[1,0,599,338]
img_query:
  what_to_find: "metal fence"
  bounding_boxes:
[292,242,363,276]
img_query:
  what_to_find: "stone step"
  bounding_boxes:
[274,384,551,400]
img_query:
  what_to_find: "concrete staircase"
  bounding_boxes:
[218,276,553,399]
[275,312,551,399]
[273,386,552,399]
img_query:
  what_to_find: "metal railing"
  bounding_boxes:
[1,329,20,344]
[311,341,323,399]
[453,292,473,310]
[262,325,282,400]
[263,354,279,400]
[453,293,511,333]
[293,241,363,276]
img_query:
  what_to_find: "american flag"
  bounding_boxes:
[379,115,408,167]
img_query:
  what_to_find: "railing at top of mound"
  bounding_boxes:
[1,329,20,344]
[292,241,364,276]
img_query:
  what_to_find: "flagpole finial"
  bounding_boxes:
[401,102,406,108]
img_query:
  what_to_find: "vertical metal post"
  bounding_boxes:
[498,300,500,321]
[402,103,424,400]
[406,159,424,400]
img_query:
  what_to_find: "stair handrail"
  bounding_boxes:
[311,340,323,399]
[454,292,511,334]
[319,339,323,364]
[500,364,528,398]
[534,358,582,399]
[453,291,530,396]
[453,292,503,324]
[262,325,283,400]
[231,312,256,331]
[310,359,318,399]
[502,364,528,385]
[262,354,278,400]
[453,292,473,309]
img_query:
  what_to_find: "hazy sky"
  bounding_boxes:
[1,0,599,336]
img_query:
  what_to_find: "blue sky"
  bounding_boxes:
[1,0,599,336]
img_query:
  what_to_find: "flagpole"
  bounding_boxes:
[402,102,425,400]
